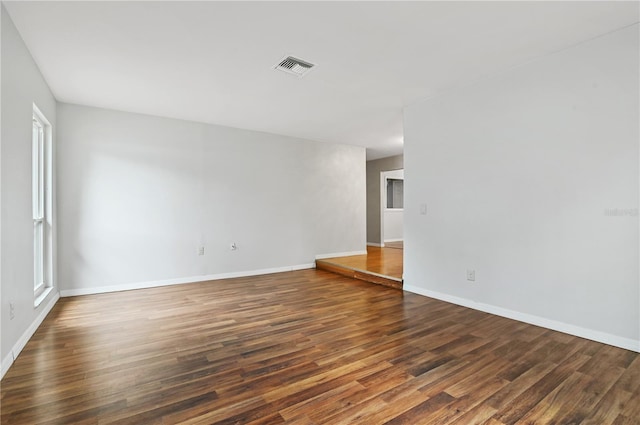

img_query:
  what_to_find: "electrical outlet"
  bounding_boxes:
[198,246,205,256]
[230,242,237,251]
[9,302,15,320]
[466,269,476,282]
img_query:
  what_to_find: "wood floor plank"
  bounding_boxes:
[1,269,638,424]
[383,392,456,425]
[578,386,633,425]
[316,246,403,280]
[514,370,593,424]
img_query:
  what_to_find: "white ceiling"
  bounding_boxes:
[4,1,639,159]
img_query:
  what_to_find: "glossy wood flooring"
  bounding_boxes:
[316,246,403,289]
[1,269,639,424]
[318,247,403,280]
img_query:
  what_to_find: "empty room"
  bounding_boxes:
[1,1,639,424]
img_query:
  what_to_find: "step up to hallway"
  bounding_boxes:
[315,259,403,290]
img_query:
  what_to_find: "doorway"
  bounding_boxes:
[380,169,404,248]
[315,167,405,288]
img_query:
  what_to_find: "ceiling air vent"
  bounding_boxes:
[274,56,315,78]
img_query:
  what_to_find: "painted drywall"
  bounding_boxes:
[383,210,403,242]
[57,103,366,293]
[383,169,404,242]
[366,155,403,245]
[1,6,59,376]
[1,4,3,378]
[1,4,4,378]
[404,24,639,350]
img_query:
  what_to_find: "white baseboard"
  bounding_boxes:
[1,353,13,380]
[367,242,383,247]
[383,238,403,243]
[1,290,60,379]
[59,263,316,297]
[403,284,640,353]
[315,250,367,260]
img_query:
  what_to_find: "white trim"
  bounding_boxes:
[383,238,403,243]
[403,284,640,353]
[60,263,316,297]
[34,286,54,308]
[1,354,12,380]
[32,103,55,303]
[380,171,386,246]
[367,242,383,247]
[315,250,367,260]
[1,290,60,379]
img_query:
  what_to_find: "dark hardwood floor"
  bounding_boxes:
[1,269,638,424]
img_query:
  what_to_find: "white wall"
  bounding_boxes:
[384,211,403,242]
[1,6,59,377]
[57,103,366,294]
[404,24,639,351]
[383,169,404,242]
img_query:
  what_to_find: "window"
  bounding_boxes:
[32,105,52,303]
[386,178,404,209]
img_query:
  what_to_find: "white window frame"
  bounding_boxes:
[385,177,404,211]
[32,104,53,305]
